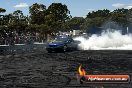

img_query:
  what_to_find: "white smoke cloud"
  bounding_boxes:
[126,5,132,9]
[14,3,28,8]
[112,3,132,9]
[87,9,94,11]
[74,30,132,50]
[112,3,125,8]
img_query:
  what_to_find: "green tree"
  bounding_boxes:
[8,10,28,33]
[84,9,111,30]
[0,8,6,13]
[29,3,46,24]
[110,8,128,26]
[46,3,70,33]
[62,17,85,31]
[47,3,70,22]
[127,8,132,25]
[0,8,6,36]
[0,8,6,25]
[87,9,110,18]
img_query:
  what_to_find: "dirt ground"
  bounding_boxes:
[0,50,132,88]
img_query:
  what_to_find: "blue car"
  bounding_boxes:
[46,36,80,53]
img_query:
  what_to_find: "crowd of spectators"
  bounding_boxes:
[0,31,42,45]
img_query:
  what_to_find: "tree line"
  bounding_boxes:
[0,3,132,42]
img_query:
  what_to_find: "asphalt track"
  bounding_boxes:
[0,50,132,88]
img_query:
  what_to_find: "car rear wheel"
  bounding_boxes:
[47,50,52,53]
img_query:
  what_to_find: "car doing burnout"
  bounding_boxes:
[46,36,80,52]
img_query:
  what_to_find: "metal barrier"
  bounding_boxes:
[0,43,46,55]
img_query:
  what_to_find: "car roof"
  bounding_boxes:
[57,35,72,38]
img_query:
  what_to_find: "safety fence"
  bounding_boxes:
[0,43,46,55]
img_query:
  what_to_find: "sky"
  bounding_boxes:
[0,0,132,17]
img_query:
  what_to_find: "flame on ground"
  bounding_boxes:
[78,65,86,76]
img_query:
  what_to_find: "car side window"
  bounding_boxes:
[68,39,73,43]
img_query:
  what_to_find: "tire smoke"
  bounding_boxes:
[74,30,132,50]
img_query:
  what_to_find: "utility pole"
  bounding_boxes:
[127,27,129,34]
